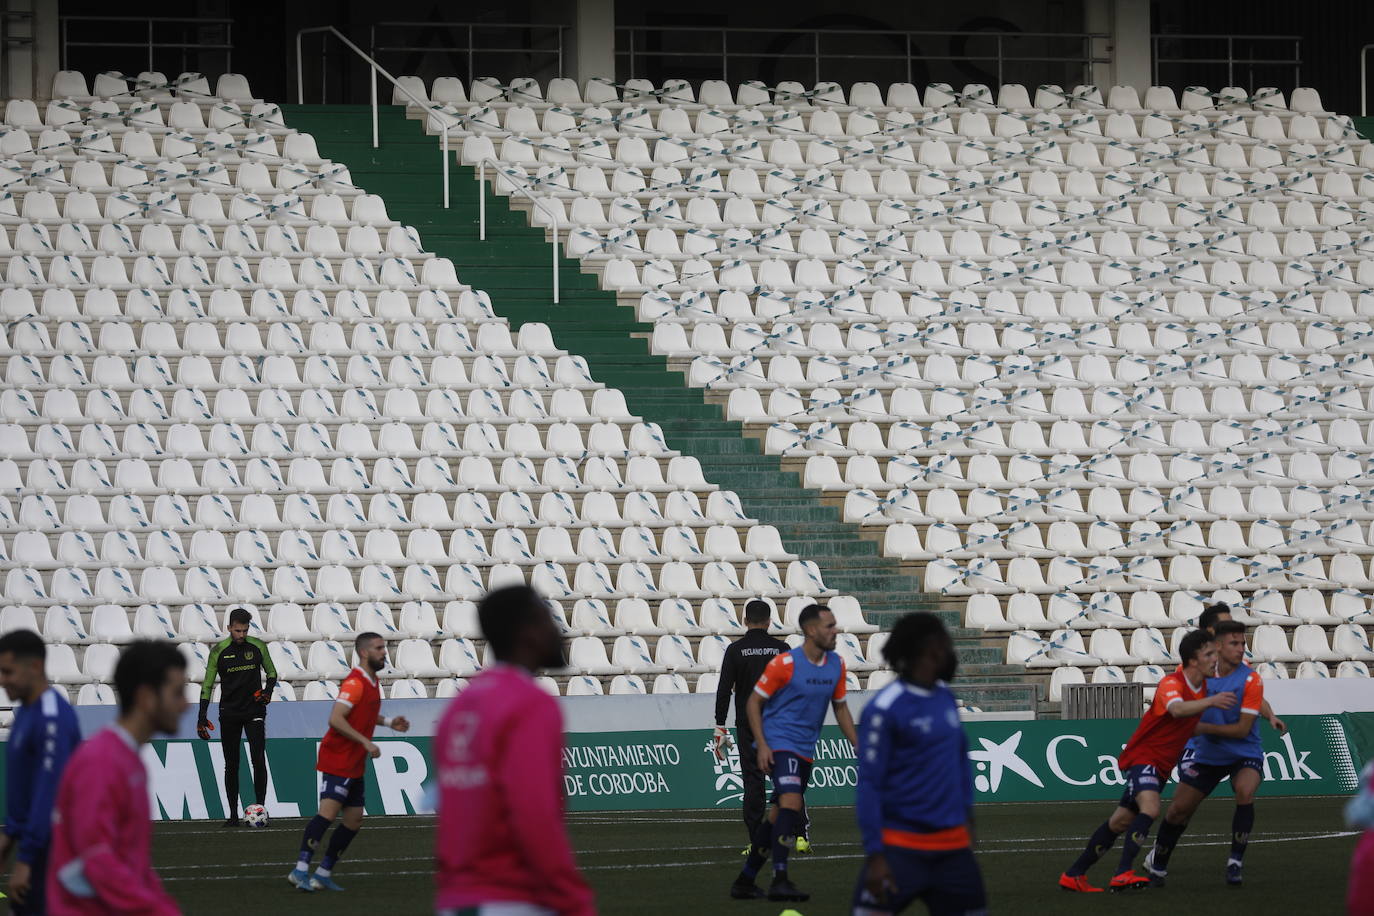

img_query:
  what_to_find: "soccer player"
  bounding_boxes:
[1058,629,1235,892]
[1346,760,1374,915]
[197,606,278,826]
[713,598,790,846]
[46,640,185,914]
[1196,601,1286,735]
[851,612,986,916]
[730,603,858,902]
[1144,620,1273,886]
[288,632,409,893]
[0,630,80,914]
[434,585,595,916]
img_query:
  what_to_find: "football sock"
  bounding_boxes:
[1152,818,1187,871]
[1230,803,1255,863]
[320,825,358,873]
[1117,813,1155,874]
[1066,821,1119,877]
[297,814,331,869]
[772,807,801,874]
[740,818,772,880]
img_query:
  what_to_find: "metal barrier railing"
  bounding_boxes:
[476,158,561,304]
[616,26,1109,88]
[295,25,561,303]
[370,21,566,85]
[1151,32,1302,90]
[1362,43,1374,116]
[59,15,233,74]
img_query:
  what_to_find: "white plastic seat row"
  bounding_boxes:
[0,189,392,225]
[52,71,256,103]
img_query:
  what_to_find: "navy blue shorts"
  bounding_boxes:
[1118,764,1164,811]
[770,750,813,800]
[320,771,366,808]
[851,845,987,915]
[1178,756,1264,795]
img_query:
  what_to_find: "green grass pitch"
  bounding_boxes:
[155,796,1356,914]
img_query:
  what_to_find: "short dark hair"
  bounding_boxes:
[354,631,384,651]
[1198,602,1231,633]
[114,640,186,714]
[1213,620,1247,639]
[0,629,45,662]
[227,607,253,627]
[479,585,548,660]
[882,612,949,671]
[743,600,772,625]
[797,604,830,631]
[1178,629,1214,666]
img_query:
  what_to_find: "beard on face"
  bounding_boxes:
[540,638,567,671]
[938,647,959,683]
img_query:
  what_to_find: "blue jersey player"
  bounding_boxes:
[730,604,858,903]
[852,612,986,916]
[0,629,81,914]
[1145,618,1281,887]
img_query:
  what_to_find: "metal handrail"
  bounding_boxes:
[1151,32,1302,89]
[1363,44,1374,116]
[296,27,562,305]
[370,21,566,84]
[60,15,233,73]
[616,25,1109,86]
[476,158,560,304]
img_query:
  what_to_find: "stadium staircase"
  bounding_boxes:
[281,103,1036,711]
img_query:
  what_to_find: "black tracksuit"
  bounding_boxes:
[714,627,789,841]
[199,636,277,818]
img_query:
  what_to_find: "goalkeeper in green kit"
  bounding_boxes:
[199,606,278,826]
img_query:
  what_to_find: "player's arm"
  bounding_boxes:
[376,712,410,732]
[745,690,770,768]
[16,710,78,868]
[197,639,225,738]
[832,658,858,747]
[497,699,596,916]
[1167,691,1235,718]
[55,757,180,914]
[328,700,379,758]
[250,636,277,703]
[855,703,898,906]
[1258,692,1285,734]
[713,644,736,729]
[1196,712,1257,739]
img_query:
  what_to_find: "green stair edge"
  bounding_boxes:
[279,103,1036,710]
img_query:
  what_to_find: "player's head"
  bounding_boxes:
[1213,619,1248,667]
[882,612,957,685]
[114,640,188,736]
[479,585,565,671]
[797,604,837,651]
[0,629,47,704]
[1198,602,1232,634]
[743,599,772,629]
[227,606,252,643]
[355,632,388,673]
[1178,629,1218,678]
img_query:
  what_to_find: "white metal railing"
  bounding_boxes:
[477,158,560,304]
[295,25,560,303]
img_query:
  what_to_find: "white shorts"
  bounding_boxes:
[437,904,555,916]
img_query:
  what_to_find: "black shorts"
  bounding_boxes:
[319,772,366,808]
[1178,757,1264,796]
[1118,764,1163,811]
[852,845,987,915]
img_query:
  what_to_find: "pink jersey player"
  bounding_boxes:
[434,586,594,916]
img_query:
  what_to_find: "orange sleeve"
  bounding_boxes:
[833,657,848,701]
[1155,674,1184,710]
[754,653,793,699]
[1241,672,1264,715]
[336,673,363,708]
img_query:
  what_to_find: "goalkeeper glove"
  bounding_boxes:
[711,725,734,761]
[196,719,214,740]
[253,688,270,705]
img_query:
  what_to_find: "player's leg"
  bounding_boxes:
[245,716,268,807]
[1061,795,1134,891]
[922,847,988,916]
[732,800,777,898]
[312,784,365,891]
[766,754,811,901]
[219,715,245,825]
[1225,762,1263,884]
[1111,784,1160,888]
[851,846,927,916]
[738,728,766,845]
[1146,776,1212,882]
[290,787,344,890]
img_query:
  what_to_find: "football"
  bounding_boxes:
[243,805,268,828]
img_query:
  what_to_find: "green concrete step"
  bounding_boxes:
[282,103,1035,710]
